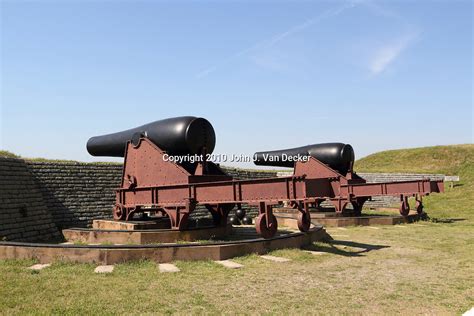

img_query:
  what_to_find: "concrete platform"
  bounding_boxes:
[0,226,330,264]
[92,219,171,231]
[63,224,233,244]
[274,208,423,228]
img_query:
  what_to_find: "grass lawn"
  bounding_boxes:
[1,145,473,314]
[1,221,472,315]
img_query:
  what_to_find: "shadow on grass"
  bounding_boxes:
[429,217,466,224]
[305,240,390,257]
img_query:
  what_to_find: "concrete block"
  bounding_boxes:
[215,260,244,269]
[304,250,326,255]
[94,265,114,273]
[29,263,51,270]
[158,263,180,273]
[260,255,291,263]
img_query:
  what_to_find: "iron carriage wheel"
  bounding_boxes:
[255,213,278,239]
[113,203,126,221]
[297,211,311,232]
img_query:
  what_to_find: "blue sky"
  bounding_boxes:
[1,0,472,167]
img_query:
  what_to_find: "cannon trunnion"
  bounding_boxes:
[87,116,444,239]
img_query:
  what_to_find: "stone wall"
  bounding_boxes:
[277,171,444,209]
[0,158,61,242]
[1,159,277,236]
[222,167,277,179]
[0,157,444,242]
[357,173,445,208]
[26,162,123,230]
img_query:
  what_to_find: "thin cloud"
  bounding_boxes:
[369,31,420,75]
[357,0,404,21]
[251,53,289,72]
[195,1,357,79]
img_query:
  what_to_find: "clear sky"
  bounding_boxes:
[1,0,472,168]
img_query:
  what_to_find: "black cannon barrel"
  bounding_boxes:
[87,116,216,157]
[253,143,355,174]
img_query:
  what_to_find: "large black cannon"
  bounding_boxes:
[87,116,216,157]
[254,143,355,175]
[84,116,442,239]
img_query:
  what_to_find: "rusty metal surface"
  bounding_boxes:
[112,137,444,239]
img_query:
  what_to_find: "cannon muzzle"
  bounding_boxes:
[254,143,355,174]
[87,116,216,157]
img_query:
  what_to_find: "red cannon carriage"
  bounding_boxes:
[87,116,444,238]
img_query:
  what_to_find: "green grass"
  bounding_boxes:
[355,144,473,175]
[356,144,474,221]
[1,144,473,314]
[0,150,19,158]
[1,221,472,314]
[25,157,122,164]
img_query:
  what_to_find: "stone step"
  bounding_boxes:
[28,263,51,270]
[215,260,244,269]
[260,255,291,263]
[304,250,325,255]
[94,265,114,273]
[158,263,180,273]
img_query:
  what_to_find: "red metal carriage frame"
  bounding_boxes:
[113,137,444,238]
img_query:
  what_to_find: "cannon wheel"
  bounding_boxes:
[255,213,278,239]
[399,197,410,216]
[415,200,424,214]
[113,204,126,221]
[297,211,311,232]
